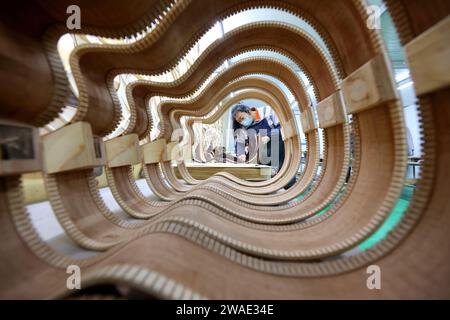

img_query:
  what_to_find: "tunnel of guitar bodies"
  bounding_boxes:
[0,1,449,300]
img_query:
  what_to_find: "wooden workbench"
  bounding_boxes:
[173,163,273,181]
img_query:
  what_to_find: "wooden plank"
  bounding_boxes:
[173,163,272,180]
[316,90,347,129]
[22,172,46,204]
[142,139,166,164]
[0,119,42,176]
[164,141,178,162]
[105,134,141,168]
[42,121,105,174]
[405,16,450,96]
[280,118,298,140]
[341,54,397,114]
[300,107,317,134]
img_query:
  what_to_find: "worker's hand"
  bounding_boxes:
[238,154,246,162]
[261,136,271,144]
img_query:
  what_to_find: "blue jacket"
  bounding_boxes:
[235,118,281,157]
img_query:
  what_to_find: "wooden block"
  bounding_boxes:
[280,118,298,141]
[405,16,450,96]
[164,141,191,162]
[300,107,317,134]
[0,119,42,176]
[142,139,166,164]
[341,54,397,114]
[43,121,105,174]
[105,134,141,168]
[316,90,347,129]
[179,143,192,162]
[22,172,46,204]
[164,141,177,162]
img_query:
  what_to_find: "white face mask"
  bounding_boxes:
[240,115,253,127]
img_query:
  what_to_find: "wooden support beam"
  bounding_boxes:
[42,122,105,174]
[142,139,166,164]
[0,119,42,176]
[300,107,317,134]
[280,118,299,141]
[317,90,347,129]
[105,134,141,168]
[341,54,397,114]
[405,16,450,96]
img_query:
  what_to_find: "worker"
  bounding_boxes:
[231,103,296,189]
